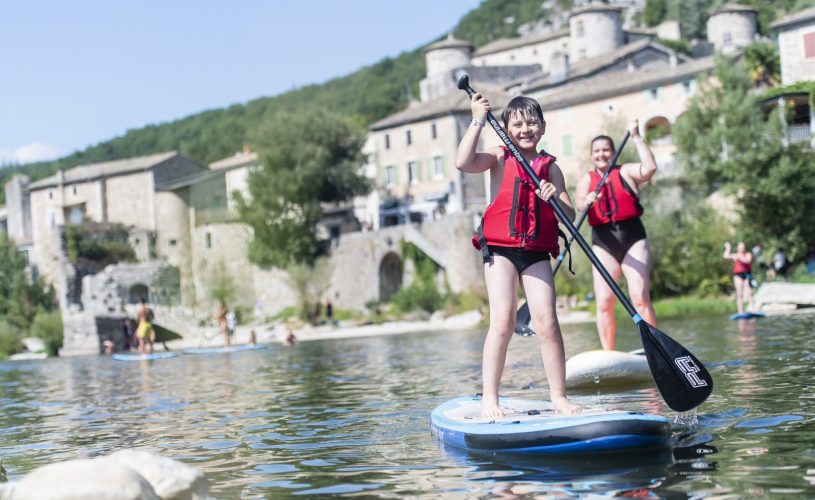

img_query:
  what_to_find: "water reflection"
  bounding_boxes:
[0,315,814,497]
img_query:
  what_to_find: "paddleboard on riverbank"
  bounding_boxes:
[112,351,177,361]
[431,396,670,454]
[182,344,268,355]
[730,311,766,320]
[565,349,653,389]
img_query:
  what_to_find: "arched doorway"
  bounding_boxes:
[644,116,672,145]
[128,284,149,304]
[379,252,403,302]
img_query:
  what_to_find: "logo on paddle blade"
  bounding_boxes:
[675,356,708,388]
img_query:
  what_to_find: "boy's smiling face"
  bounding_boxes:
[506,110,545,152]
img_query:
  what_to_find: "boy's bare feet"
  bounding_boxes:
[552,396,582,415]
[482,401,505,419]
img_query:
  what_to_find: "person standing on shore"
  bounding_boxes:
[215,301,231,347]
[456,92,580,418]
[723,241,756,314]
[574,120,657,351]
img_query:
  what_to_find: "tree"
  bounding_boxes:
[643,0,668,27]
[236,108,371,267]
[673,55,815,261]
[0,234,57,331]
[284,257,333,322]
[744,42,781,90]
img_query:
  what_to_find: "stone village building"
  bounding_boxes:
[2,2,814,355]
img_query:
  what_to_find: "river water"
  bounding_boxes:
[1,313,815,498]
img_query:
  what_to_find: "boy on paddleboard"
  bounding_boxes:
[456,92,581,418]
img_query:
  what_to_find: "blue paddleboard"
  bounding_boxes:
[112,351,177,361]
[182,344,267,355]
[730,311,766,320]
[431,396,670,454]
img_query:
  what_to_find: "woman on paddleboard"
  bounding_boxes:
[575,120,657,351]
[456,92,581,418]
[723,241,756,315]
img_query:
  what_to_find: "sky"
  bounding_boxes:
[0,0,482,165]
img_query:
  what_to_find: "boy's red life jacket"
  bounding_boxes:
[587,166,643,226]
[733,257,751,275]
[472,147,560,262]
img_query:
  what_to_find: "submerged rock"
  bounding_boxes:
[2,450,208,500]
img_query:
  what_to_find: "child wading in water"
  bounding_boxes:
[456,91,581,418]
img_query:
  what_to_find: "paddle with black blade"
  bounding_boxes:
[515,131,630,336]
[458,75,712,412]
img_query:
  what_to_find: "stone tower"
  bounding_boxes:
[706,3,757,54]
[569,2,624,62]
[419,34,473,102]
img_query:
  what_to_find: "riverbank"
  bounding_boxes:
[163,308,597,349]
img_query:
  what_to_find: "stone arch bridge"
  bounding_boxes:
[328,213,484,310]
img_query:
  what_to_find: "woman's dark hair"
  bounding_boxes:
[501,96,544,127]
[591,135,615,152]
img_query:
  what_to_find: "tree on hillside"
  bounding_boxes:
[643,0,668,27]
[673,54,815,260]
[236,108,371,267]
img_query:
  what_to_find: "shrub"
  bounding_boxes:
[29,310,63,356]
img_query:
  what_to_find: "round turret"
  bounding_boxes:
[569,3,624,61]
[424,34,473,77]
[706,3,757,54]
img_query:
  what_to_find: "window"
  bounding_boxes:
[72,185,77,195]
[681,80,695,96]
[805,32,815,59]
[576,20,584,37]
[431,123,437,139]
[385,165,396,186]
[723,33,732,46]
[561,135,572,156]
[406,130,412,146]
[384,134,390,150]
[432,156,444,179]
[206,232,212,249]
[48,190,53,200]
[646,87,660,101]
[407,161,420,184]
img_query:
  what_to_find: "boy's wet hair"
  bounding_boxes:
[501,96,544,127]
[591,135,615,152]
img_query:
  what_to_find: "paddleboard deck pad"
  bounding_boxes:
[182,344,267,355]
[431,396,670,454]
[112,352,177,361]
[730,311,766,320]
[565,349,653,389]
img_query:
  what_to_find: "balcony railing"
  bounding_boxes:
[788,124,813,145]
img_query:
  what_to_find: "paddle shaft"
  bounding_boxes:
[458,77,639,320]
[552,132,630,275]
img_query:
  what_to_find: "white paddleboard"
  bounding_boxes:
[565,349,653,389]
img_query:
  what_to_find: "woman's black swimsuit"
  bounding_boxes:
[488,245,551,273]
[591,218,647,263]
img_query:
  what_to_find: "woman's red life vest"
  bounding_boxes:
[472,148,560,260]
[733,256,751,274]
[587,166,643,226]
